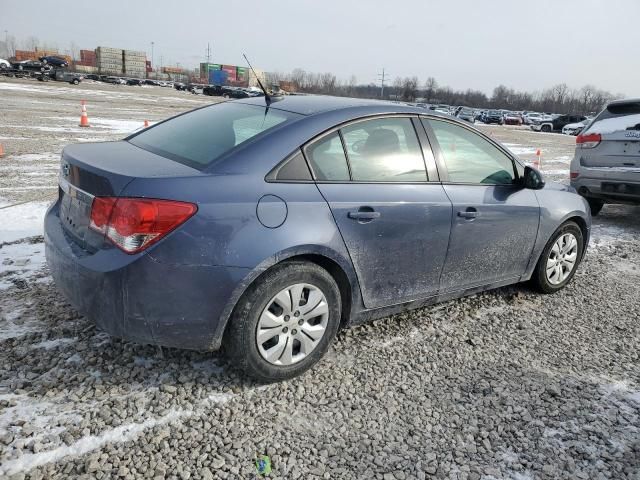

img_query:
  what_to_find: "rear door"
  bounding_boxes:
[423,118,540,292]
[305,116,452,309]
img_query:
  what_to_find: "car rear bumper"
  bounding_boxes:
[44,201,251,351]
[571,170,640,203]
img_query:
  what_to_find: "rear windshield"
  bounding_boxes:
[585,101,640,135]
[128,102,301,169]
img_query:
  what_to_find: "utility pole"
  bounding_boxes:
[377,68,386,99]
[151,41,154,75]
[206,43,211,64]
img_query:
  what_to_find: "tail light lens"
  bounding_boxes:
[570,172,579,179]
[89,197,197,254]
[576,133,601,149]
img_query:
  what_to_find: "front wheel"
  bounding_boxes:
[72,79,79,85]
[531,221,584,293]
[224,261,341,382]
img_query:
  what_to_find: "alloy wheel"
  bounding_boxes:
[256,283,329,366]
[546,233,578,285]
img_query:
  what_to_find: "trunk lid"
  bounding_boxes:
[579,103,640,177]
[58,141,201,251]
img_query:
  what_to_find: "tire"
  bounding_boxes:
[586,198,604,216]
[72,79,79,85]
[224,261,341,382]
[223,93,230,99]
[541,124,552,133]
[531,221,584,294]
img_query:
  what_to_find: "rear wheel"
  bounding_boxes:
[224,261,341,382]
[531,221,583,293]
[587,198,604,216]
[541,124,552,133]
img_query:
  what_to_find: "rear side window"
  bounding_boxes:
[306,132,350,181]
[128,103,300,170]
[341,117,427,182]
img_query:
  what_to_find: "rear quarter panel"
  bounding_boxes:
[120,174,361,344]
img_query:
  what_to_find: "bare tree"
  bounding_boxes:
[25,36,39,51]
[424,77,438,103]
[6,35,17,57]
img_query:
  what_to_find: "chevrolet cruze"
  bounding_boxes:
[45,95,590,381]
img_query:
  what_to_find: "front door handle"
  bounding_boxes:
[457,208,479,219]
[348,209,380,221]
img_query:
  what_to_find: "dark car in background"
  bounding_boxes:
[11,60,51,72]
[126,78,144,86]
[531,114,586,133]
[482,110,504,125]
[39,56,69,68]
[45,96,590,382]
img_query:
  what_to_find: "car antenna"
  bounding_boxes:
[243,53,271,105]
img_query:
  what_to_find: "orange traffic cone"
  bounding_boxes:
[534,149,542,169]
[144,120,149,127]
[0,143,4,158]
[79,100,90,127]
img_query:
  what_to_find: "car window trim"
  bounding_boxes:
[265,149,315,183]
[421,115,522,187]
[302,114,436,185]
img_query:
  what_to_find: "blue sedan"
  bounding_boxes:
[45,95,590,381]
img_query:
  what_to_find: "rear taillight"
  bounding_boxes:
[576,133,601,149]
[570,172,579,179]
[89,197,197,254]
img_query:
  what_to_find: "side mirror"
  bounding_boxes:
[523,165,545,190]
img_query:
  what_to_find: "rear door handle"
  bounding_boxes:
[457,209,479,219]
[348,210,380,221]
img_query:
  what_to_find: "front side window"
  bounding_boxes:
[128,103,300,170]
[426,119,516,185]
[306,132,350,181]
[341,117,427,182]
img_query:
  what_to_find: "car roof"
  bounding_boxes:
[235,94,432,117]
[608,98,640,106]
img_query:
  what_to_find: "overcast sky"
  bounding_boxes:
[2,0,638,96]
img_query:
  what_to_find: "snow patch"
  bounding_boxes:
[30,337,77,350]
[0,409,188,476]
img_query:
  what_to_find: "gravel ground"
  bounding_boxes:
[0,78,639,479]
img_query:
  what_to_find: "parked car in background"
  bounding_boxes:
[570,98,640,215]
[0,58,10,69]
[45,96,590,381]
[456,107,475,123]
[174,82,187,91]
[482,110,504,125]
[11,60,51,72]
[52,70,82,85]
[504,112,523,125]
[126,78,144,86]
[531,114,586,133]
[84,74,100,81]
[562,119,591,136]
[523,112,543,125]
[39,56,69,68]
[104,76,126,85]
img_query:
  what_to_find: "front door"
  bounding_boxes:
[424,118,540,292]
[305,117,452,309]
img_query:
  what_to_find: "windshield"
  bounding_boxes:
[128,102,301,170]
